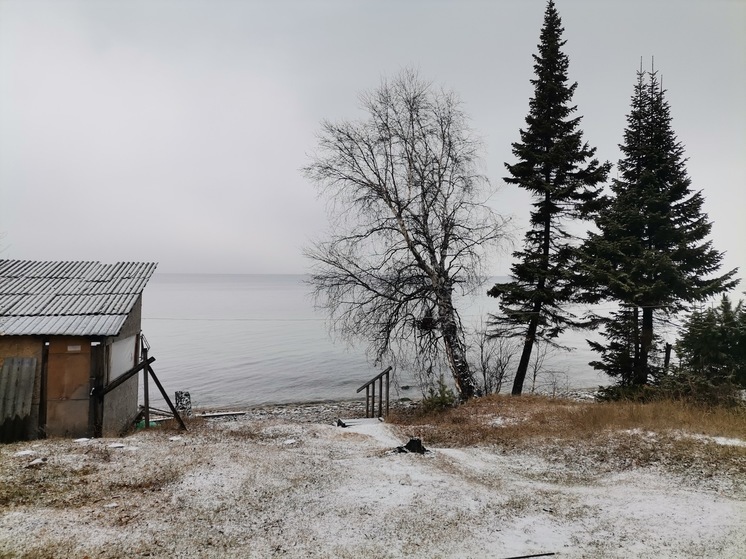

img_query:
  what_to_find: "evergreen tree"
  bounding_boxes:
[676,296,746,387]
[488,0,610,395]
[581,67,739,385]
[587,306,641,385]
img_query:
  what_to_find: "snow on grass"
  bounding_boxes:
[0,414,744,558]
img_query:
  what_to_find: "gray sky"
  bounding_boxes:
[1,0,744,286]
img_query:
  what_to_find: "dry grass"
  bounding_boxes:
[389,394,746,477]
[390,394,746,442]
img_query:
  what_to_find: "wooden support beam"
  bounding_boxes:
[142,343,150,429]
[146,365,187,431]
[96,357,155,397]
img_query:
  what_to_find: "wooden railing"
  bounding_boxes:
[356,366,392,418]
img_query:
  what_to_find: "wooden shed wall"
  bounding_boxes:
[101,296,142,436]
[1,297,144,441]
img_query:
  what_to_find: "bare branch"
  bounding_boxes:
[303,69,512,399]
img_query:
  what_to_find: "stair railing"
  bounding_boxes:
[356,366,392,418]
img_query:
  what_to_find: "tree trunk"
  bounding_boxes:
[511,309,540,395]
[636,307,653,385]
[512,188,551,396]
[437,292,477,400]
[632,306,640,385]
[443,327,476,400]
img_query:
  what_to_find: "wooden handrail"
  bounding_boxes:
[356,366,392,418]
[356,366,392,392]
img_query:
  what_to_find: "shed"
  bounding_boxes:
[0,260,157,442]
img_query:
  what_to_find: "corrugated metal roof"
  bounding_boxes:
[0,260,157,337]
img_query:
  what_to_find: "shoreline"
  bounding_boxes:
[169,399,404,425]
[156,387,602,426]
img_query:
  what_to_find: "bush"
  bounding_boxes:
[657,370,743,407]
[420,375,457,413]
[596,372,744,408]
[596,384,661,403]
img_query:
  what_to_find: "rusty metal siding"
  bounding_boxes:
[0,260,157,337]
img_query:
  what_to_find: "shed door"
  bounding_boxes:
[46,339,91,437]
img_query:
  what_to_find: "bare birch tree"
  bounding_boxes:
[303,70,510,400]
[473,323,519,395]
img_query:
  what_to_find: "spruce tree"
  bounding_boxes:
[488,0,610,395]
[581,67,739,385]
[675,296,746,387]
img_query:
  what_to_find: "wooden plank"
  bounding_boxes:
[198,411,247,418]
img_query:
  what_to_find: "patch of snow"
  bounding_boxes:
[487,416,522,427]
[346,420,407,448]
[13,450,35,457]
[691,434,746,447]
[24,457,47,468]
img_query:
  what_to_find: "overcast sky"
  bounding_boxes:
[1,0,744,286]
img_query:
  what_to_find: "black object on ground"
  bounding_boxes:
[396,437,427,454]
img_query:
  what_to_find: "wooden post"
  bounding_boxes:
[371,380,376,419]
[146,364,187,431]
[142,343,150,429]
[664,343,672,370]
[378,377,383,417]
[385,369,390,417]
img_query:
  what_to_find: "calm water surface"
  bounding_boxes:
[140,274,608,409]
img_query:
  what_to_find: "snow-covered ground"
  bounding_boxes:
[1,417,744,558]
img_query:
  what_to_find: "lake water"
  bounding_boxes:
[140,274,609,409]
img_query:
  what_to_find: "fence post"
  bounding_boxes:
[385,369,390,417]
[377,376,382,418]
[142,341,150,429]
